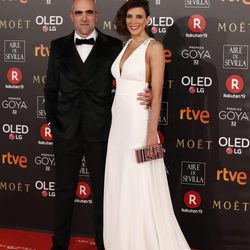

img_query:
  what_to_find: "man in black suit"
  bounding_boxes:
[44,0,150,249]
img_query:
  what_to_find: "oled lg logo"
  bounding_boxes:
[35,16,63,32]
[2,123,29,140]
[75,182,92,204]
[223,75,246,99]
[216,167,247,185]
[38,124,53,145]
[185,0,210,8]
[223,45,248,69]
[186,14,207,38]
[219,107,249,127]
[5,67,24,89]
[182,191,203,214]
[149,16,174,34]
[180,107,210,124]
[181,45,211,65]
[1,152,28,168]
[2,97,27,115]
[181,76,212,94]
[4,40,25,62]
[35,180,55,197]
[219,137,250,155]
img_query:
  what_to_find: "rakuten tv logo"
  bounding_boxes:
[188,14,206,33]
[216,167,247,185]
[76,182,91,199]
[180,107,210,124]
[219,137,250,155]
[5,67,24,89]
[2,123,29,140]
[181,76,212,94]
[182,191,203,214]
[38,124,53,145]
[1,152,28,168]
[223,75,246,99]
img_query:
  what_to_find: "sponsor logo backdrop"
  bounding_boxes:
[0,1,249,249]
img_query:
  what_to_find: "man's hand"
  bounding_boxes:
[137,88,152,109]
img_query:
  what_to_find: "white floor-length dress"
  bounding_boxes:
[103,38,190,250]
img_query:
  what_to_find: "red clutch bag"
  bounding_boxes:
[135,144,164,164]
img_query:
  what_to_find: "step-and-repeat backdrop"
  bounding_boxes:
[0,1,249,249]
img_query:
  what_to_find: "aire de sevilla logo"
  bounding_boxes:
[188,14,206,33]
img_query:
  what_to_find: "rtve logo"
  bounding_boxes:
[221,0,250,5]
[180,107,210,124]
[35,44,50,57]
[188,14,206,33]
[216,167,247,185]
[1,152,28,168]
[76,182,91,199]
[226,75,244,93]
[1,0,28,3]
[184,191,201,209]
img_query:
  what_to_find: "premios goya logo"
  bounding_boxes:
[219,107,249,127]
[2,97,27,115]
[181,45,212,65]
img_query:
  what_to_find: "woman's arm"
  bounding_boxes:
[146,40,165,147]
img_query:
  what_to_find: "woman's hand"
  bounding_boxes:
[146,131,158,158]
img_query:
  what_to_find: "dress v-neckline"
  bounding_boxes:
[119,38,149,77]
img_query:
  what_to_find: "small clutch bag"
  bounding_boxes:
[135,144,164,164]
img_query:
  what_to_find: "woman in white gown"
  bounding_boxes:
[103,0,191,249]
